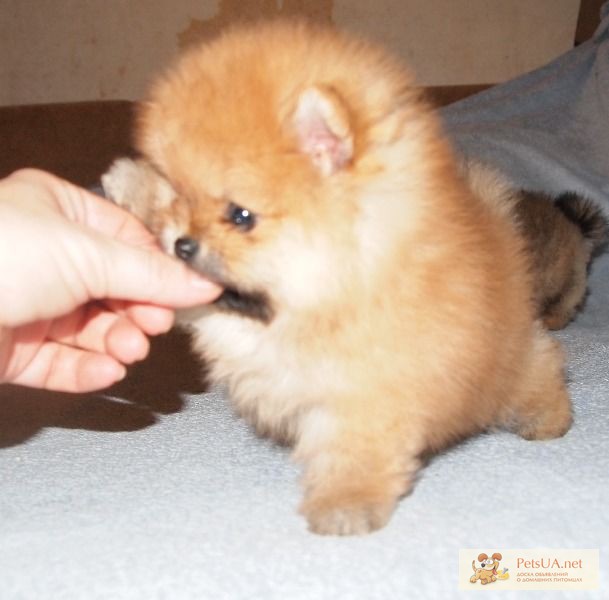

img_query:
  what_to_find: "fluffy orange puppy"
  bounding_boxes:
[103,21,571,535]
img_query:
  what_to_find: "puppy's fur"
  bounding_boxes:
[103,21,571,535]
[463,162,608,329]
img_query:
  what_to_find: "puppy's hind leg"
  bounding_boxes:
[506,326,572,441]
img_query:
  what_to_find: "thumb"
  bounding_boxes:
[89,235,222,308]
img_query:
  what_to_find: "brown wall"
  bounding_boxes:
[0,0,580,106]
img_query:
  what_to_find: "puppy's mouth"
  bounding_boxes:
[215,287,274,324]
[173,237,274,324]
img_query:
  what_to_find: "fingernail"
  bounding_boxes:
[189,274,223,296]
[110,363,127,383]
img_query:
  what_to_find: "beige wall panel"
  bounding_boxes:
[0,0,580,106]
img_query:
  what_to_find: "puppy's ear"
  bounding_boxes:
[492,553,502,561]
[478,553,488,562]
[292,85,354,176]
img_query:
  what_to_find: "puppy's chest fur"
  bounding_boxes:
[188,308,335,434]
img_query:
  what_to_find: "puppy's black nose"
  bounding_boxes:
[174,237,199,261]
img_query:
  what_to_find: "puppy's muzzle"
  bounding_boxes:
[174,236,199,261]
[173,235,274,323]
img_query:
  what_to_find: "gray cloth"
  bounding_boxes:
[2,12,609,600]
[444,3,609,205]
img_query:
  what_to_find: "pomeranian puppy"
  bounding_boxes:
[463,162,608,330]
[102,21,572,535]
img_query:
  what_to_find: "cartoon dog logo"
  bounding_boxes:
[470,552,508,585]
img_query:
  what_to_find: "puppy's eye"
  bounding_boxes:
[226,202,256,232]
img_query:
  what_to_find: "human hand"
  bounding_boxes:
[0,169,221,393]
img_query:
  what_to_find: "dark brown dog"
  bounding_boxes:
[515,191,607,329]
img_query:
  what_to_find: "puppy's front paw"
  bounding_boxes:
[300,491,396,536]
[101,158,142,207]
[101,157,176,223]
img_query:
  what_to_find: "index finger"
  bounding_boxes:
[60,178,161,249]
[9,169,160,249]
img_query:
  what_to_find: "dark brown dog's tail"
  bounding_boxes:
[554,192,609,255]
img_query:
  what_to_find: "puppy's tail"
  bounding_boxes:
[555,192,609,255]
